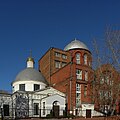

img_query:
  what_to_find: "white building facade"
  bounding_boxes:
[0,56,66,119]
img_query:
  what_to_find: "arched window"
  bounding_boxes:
[84,54,87,65]
[76,53,80,64]
[85,71,88,81]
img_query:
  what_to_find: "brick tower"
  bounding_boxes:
[39,39,94,115]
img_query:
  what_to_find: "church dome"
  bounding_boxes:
[64,39,89,51]
[12,68,48,84]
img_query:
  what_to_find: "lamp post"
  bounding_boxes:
[1,105,3,120]
[70,51,73,115]
[70,52,73,114]
[0,97,3,120]
[0,103,3,120]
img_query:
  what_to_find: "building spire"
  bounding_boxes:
[27,50,35,68]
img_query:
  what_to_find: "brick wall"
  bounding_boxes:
[39,47,94,111]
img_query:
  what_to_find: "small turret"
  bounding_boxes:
[27,50,35,68]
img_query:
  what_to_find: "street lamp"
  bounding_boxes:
[0,99,3,120]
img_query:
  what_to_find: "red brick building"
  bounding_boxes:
[39,39,94,115]
[94,64,120,115]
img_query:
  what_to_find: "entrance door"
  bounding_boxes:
[3,104,9,116]
[34,103,39,115]
[86,109,91,118]
[53,105,59,118]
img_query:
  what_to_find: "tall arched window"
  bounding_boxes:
[76,53,80,64]
[85,71,88,81]
[84,54,87,65]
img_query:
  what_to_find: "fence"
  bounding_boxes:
[0,108,107,120]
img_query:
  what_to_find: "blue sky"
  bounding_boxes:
[0,0,120,92]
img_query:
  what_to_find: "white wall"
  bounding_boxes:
[12,80,46,93]
[40,94,65,117]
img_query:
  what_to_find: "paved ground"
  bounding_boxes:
[1,116,120,120]
[17,116,120,120]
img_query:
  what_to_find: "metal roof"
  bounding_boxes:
[12,68,48,84]
[64,39,89,51]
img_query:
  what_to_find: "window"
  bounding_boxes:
[61,62,67,67]
[55,60,61,68]
[85,71,88,81]
[76,69,82,80]
[84,85,87,97]
[110,80,113,85]
[12,86,15,92]
[100,76,110,85]
[84,54,87,65]
[100,76,104,84]
[34,103,39,115]
[76,98,80,107]
[76,53,80,64]
[76,83,81,91]
[34,84,40,91]
[53,101,58,106]
[106,76,109,85]
[105,91,109,98]
[55,52,61,57]
[62,54,67,59]
[76,93,80,97]
[43,102,45,115]
[3,104,9,116]
[19,84,25,91]
[76,86,81,107]
[99,90,104,99]
[108,91,112,97]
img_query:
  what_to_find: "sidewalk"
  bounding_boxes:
[18,116,120,120]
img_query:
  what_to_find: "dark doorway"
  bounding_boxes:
[34,103,39,115]
[86,109,91,118]
[53,101,59,118]
[53,105,59,117]
[3,104,9,116]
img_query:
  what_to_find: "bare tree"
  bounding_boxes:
[91,27,120,116]
[105,27,120,71]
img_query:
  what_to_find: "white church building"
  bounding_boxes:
[0,56,66,119]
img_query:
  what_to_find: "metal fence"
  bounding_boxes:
[0,108,107,120]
